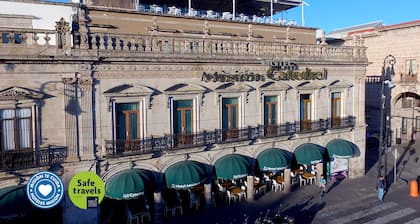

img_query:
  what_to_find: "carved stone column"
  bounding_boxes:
[78,77,95,160]
[246,175,254,201]
[283,168,291,192]
[63,77,79,161]
[204,183,212,208]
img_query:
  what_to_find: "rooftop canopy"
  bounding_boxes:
[92,0,302,16]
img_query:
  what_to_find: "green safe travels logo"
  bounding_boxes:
[68,171,105,209]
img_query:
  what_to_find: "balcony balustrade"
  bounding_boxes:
[105,117,356,158]
[0,29,57,46]
[88,33,366,60]
[399,74,417,83]
[0,145,67,171]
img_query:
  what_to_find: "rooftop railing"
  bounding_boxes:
[137,3,298,26]
[89,33,366,60]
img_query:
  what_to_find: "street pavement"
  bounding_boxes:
[164,139,420,224]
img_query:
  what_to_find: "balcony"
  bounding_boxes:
[0,145,68,171]
[399,74,417,83]
[105,117,356,158]
[328,116,356,130]
[88,33,366,61]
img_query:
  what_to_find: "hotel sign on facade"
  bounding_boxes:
[201,60,328,83]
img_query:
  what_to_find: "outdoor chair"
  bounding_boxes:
[163,198,183,218]
[126,204,139,224]
[188,189,200,210]
[217,183,227,198]
[290,172,298,184]
[226,190,237,204]
[271,179,282,192]
[127,198,150,224]
[298,175,307,187]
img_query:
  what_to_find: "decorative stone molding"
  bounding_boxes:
[0,86,46,101]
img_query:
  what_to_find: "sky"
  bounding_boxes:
[48,0,419,33]
[283,0,420,33]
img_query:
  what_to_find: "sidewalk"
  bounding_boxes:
[164,140,420,224]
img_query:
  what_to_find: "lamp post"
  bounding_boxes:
[378,55,396,183]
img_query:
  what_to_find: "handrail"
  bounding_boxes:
[105,116,356,158]
[0,145,67,171]
[88,32,366,60]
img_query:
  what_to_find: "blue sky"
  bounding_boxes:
[283,0,420,33]
[48,0,419,33]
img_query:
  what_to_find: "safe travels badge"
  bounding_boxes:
[68,171,105,209]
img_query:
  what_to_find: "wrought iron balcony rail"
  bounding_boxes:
[399,73,417,83]
[88,32,366,60]
[105,117,355,158]
[296,119,328,133]
[0,145,67,171]
[328,116,356,130]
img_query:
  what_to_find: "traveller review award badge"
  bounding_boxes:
[68,171,105,209]
[26,171,64,209]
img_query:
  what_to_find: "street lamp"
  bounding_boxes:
[378,55,396,182]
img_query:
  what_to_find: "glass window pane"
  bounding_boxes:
[231,105,237,128]
[129,113,138,139]
[185,109,192,133]
[18,117,31,148]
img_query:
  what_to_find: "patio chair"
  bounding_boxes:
[163,198,183,218]
[217,183,226,198]
[271,179,282,192]
[126,204,139,224]
[188,189,200,210]
[226,190,237,204]
[298,175,307,187]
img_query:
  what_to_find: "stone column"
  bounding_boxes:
[154,192,163,224]
[204,183,212,208]
[78,77,95,160]
[62,78,79,161]
[283,168,291,192]
[246,175,254,201]
[154,174,163,224]
[316,163,323,183]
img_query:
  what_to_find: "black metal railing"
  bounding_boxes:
[260,123,296,138]
[297,119,328,133]
[0,145,67,171]
[328,116,356,129]
[105,117,356,157]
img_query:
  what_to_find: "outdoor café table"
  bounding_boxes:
[231,187,242,195]
[293,169,303,175]
[222,182,234,189]
[302,172,314,179]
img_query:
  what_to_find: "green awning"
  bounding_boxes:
[294,143,324,165]
[165,161,207,189]
[215,154,251,180]
[105,169,154,200]
[257,148,289,171]
[0,185,35,218]
[326,139,354,159]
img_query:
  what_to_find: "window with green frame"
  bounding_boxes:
[116,103,139,140]
[222,97,238,130]
[173,100,193,135]
[264,96,277,126]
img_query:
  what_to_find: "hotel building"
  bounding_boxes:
[0,0,368,223]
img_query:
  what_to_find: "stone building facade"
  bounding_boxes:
[0,1,368,223]
[338,21,420,144]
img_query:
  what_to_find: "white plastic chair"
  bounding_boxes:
[298,175,307,187]
[226,190,237,204]
[271,179,282,192]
